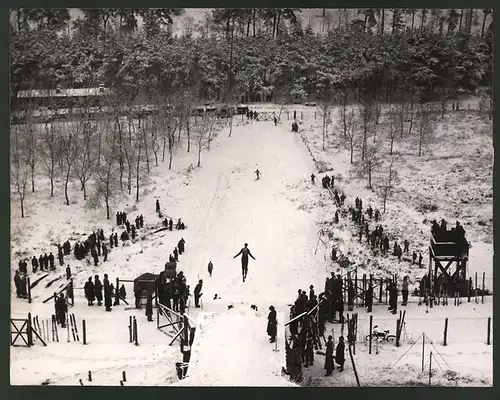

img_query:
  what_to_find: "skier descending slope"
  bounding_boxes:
[233,243,256,282]
[254,169,261,180]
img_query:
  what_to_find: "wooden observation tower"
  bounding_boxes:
[428,227,470,296]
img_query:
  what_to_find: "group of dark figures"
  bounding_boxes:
[431,218,468,254]
[287,285,346,374]
[155,270,197,313]
[157,200,186,231]
[83,273,122,312]
[116,211,144,242]
[246,110,259,120]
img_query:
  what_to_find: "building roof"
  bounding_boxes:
[17,87,112,98]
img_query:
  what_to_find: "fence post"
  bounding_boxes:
[379,279,383,303]
[482,273,485,304]
[428,352,433,386]
[443,318,448,346]
[421,334,425,372]
[487,317,491,345]
[133,317,138,346]
[82,319,87,345]
[396,319,401,347]
[348,345,361,387]
[369,315,373,355]
[122,371,127,382]
[468,277,472,302]
[115,278,120,306]
[70,279,74,306]
[88,371,92,382]
[475,273,478,303]
[129,316,133,343]
[354,271,358,307]
[27,312,33,347]
[27,277,32,304]
[301,111,303,120]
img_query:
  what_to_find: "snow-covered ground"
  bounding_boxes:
[10,101,493,386]
[175,308,292,386]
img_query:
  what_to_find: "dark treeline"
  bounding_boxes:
[10,8,493,109]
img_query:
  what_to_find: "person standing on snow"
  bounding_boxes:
[233,243,256,282]
[254,169,261,180]
[207,261,214,277]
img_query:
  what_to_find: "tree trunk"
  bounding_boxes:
[468,9,473,34]
[459,9,463,30]
[481,12,489,38]
[276,10,281,37]
[247,15,251,36]
[197,139,202,167]
[350,144,354,163]
[64,164,71,206]
[31,160,35,193]
[381,9,385,33]
[50,176,54,197]
[136,146,141,202]
[82,182,87,200]
[368,168,372,188]
[253,9,256,37]
[411,10,415,29]
[390,137,394,155]
[272,14,277,37]
[186,117,191,152]
[364,14,368,32]
[168,137,173,170]
[105,193,110,220]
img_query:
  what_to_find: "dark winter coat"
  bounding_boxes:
[267,309,277,338]
[94,278,103,301]
[84,280,95,301]
[335,341,345,365]
[325,339,334,371]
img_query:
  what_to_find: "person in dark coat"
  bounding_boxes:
[267,305,277,343]
[131,225,136,240]
[335,336,345,371]
[139,215,144,228]
[119,284,126,300]
[18,259,26,274]
[121,231,129,242]
[102,244,108,262]
[38,254,44,271]
[365,281,373,312]
[169,218,173,231]
[103,274,112,311]
[84,277,95,306]
[324,335,335,376]
[116,211,120,225]
[94,275,103,306]
[43,253,49,270]
[233,243,256,282]
[48,253,55,270]
[14,270,22,298]
[135,216,140,229]
[156,200,161,214]
[347,280,354,311]
[194,280,203,308]
[31,256,38,273]
[65,266,71,280]
[91,246,99,266]
[55,293,68,327]
[178,238,185,254]
[208,261,213,277]
[57,245,64,266]
[173,247,179,262]
[109,233,114,249]
[114,233,118,247]
[311,173,315,184]
[125,220,131,233]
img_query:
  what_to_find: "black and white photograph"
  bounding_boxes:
[9,7,493,386]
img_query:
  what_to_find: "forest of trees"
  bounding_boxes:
[9,8,493,219]
[10,8,493,108]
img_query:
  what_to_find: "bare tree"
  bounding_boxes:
[418,106,436,156]
[135,128,144,202]
[11,126,30,218]
[23,123,37,193]
[41,120,60,197]
[195,111,211,167]
[359,97,374,161]
[94,126,119,220]
[378,158,398,213]
[317,101,332,150]
[358,144,382,189]
[387,107,399,155]
[343,110,360,163]
[61,120,80,206]
[73,118,95,200]
[338,89,350,138]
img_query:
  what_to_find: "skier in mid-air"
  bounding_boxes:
[254,169,261,180]
[233,243,256,282]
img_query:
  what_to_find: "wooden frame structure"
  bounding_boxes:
[428,234,469,297]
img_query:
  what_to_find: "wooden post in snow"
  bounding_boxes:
[368,315,373,355]
[27,277,32,304]
[421,333,425,372]
[468,277,472,302]
[428,352,433,386]
[482,272,485,304]
[348,344,361,387]
[133,317,138,346]
[475,272,478,303]
[487,317,491,345]
[379,278,383,304]
[114,278,120,306]
[443,318,448,346]
[82,319,87,345]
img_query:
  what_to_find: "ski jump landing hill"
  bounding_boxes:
[174,305,293,386]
